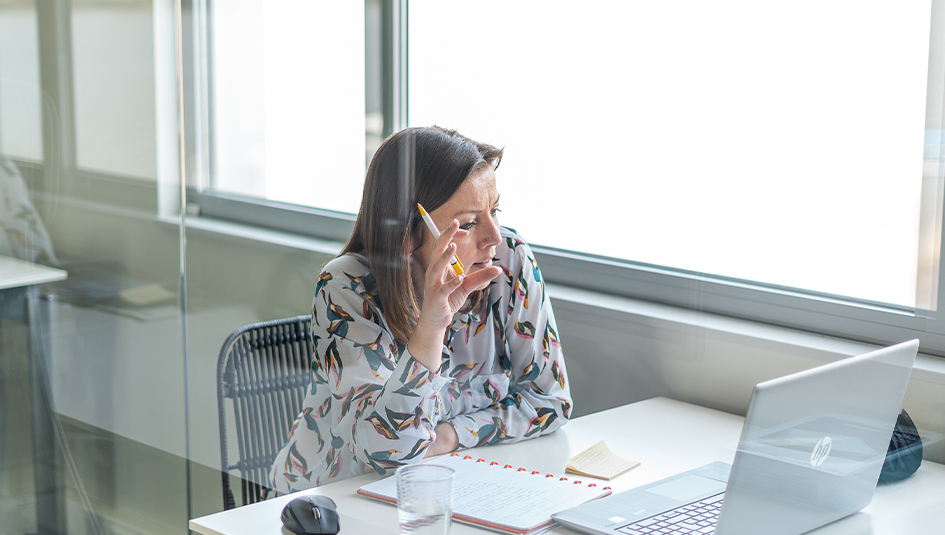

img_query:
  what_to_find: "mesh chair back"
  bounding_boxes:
[217,315,313,509]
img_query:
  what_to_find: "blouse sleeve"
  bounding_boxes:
[289,267,450,482]
[449,241,573,448]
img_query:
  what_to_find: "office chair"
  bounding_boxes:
[217,314,313,509]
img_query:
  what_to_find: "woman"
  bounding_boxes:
[269,126,572,493]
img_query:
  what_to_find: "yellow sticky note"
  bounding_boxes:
[119,284,176,306]
[565,440,640,480]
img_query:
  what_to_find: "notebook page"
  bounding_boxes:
[359,454,609,532]
[450,461,603,528]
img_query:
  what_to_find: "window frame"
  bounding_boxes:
[187,0,945,357]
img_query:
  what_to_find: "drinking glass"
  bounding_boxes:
[395,464,455,535]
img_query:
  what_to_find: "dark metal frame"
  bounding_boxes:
[216,315,313,509]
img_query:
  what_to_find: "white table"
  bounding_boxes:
[0,255,67,534]
[189,397,945,535]
[0,255,67,291]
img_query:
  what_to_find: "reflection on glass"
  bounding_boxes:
[0,1,42,161]
[1,0,189,533]
[73,0,156,180]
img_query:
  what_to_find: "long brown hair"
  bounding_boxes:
[340,126,503,344]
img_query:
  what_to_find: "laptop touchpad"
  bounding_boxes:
[645,475,727,502]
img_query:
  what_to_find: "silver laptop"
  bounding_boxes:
[553,339,919,535]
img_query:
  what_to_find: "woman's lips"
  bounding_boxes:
[472,259,493,269]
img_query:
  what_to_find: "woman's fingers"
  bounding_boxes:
[429,220,457,260]
[429,220,466,261]
[429,242,460,285]
[425,219,497,313]
[440,219,468,240]
[461,265,502,289]
[444,270,465,294]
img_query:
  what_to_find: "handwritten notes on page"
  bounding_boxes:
[565,441,640,480]
[358,454,611,535]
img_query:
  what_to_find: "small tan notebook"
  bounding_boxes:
[119,284,175,306]
[565,440,640,480]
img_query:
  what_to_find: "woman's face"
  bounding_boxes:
[413,167,502,291]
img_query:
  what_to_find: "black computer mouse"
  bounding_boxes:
[280,495,340,535]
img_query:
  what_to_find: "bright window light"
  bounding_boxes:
[409,0,930,307]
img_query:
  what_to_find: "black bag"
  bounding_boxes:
[879,409,923,483]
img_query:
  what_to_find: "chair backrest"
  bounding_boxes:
[217,314,313,509]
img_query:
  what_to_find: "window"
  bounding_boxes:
[0,2,42,161]
[73,0,157,180]
[193,1,945,355]
[1,0,158,196]
[207,1,366,213]
[410,1,930,309]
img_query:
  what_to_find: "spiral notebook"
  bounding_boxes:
[357,453,612,535]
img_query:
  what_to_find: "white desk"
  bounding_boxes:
[189,397,945,535]
[0,255,67,290]
[0,255,67,534]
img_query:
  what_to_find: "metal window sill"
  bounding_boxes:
[158,214,346,255]
[547,283,945,386]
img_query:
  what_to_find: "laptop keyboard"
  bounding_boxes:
[616,492,724,535]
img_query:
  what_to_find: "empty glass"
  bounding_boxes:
[395,464,455,535]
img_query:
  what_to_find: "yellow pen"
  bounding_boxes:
[417,203,465,276]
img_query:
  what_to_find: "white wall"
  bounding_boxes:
[551,285,945,464]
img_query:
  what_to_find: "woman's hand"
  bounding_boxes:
[408,219,501,372]
[421,220,501,329]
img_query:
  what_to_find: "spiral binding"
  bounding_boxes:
[449,452,612,491]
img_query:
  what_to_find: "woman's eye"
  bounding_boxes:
[491,208,501,217]
[460,222,475,230]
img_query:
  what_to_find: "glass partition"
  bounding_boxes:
[0,0,189,533]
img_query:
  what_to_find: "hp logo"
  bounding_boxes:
[810,436,832,468]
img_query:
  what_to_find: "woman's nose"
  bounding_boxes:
[481,217,501,249]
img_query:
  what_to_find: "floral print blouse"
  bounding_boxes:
[269,227,572,493]
[0,153,57,265]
